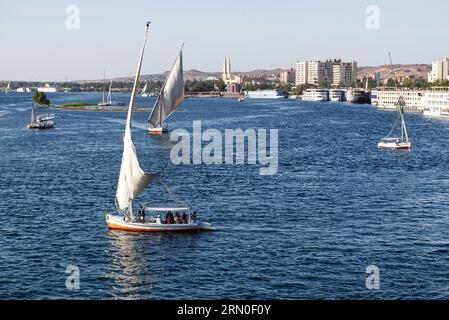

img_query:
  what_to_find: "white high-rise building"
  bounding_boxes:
[307,61,320,85]
[295,61,308,85]
[428,58,449,83]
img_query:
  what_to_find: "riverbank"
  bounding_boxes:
[53,102,149,112]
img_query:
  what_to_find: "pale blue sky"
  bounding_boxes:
[1,0,448,81]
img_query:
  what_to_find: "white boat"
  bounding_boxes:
[422,89,449,117]
[329,89,346,102]
[244,89,286,99]
[148,44,185,134]
[27,100,55,129]
[378,53,411,151]
[105,22,215,233]
[301,89,329,102]
[37,84,58,93]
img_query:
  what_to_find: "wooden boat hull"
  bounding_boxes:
[105,214,216,233]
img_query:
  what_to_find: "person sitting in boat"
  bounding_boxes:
[165,211,171,224]
[191,211,197,222]
[174,212,181,224]
[181,212,188,224]
[139,206,145,223]
[155,214,161,224]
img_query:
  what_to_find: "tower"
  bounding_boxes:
[222,57,232,83]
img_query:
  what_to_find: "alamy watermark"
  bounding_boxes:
[365,5,380,30]
[65,5,80,30]
[170,121,279,176]
[365,265,380,290]
[65,265,80,290]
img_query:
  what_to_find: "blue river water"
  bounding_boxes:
[1,92,449,300]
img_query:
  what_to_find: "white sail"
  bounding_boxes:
[141,82,148,96]
[107,80,113,104]
[115,22,157,212]
[6,82,10,93]
[148,49,184,128]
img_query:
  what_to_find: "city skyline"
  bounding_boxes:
[1,0,449,81]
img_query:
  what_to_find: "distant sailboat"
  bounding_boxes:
[27,100,55,129]
[378,53,412,150]
[148,46,184,134]
[98,77,125,107]
[5,82,11,94]
[105,22,215,233]
[141,82,151,97]
[141,82,148,97]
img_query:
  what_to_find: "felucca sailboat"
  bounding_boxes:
[148,46,184,134]
[98,77,124,107]
[105,22,215,233]
[378,53,412,150]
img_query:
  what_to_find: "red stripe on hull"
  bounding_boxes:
[106,221,211,233]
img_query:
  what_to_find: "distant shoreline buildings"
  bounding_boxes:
[295,59,357,87]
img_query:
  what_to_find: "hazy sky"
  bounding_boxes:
[1,0,448,81]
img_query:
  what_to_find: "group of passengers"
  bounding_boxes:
[137,206,198,224]
[164,211,197,224]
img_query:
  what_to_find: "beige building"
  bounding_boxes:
[332,61,357,87]
[428,58,449,83]
[295,59,357,87]
[280,69,295,84]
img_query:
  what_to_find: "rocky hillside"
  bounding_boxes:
[358,64,431,80]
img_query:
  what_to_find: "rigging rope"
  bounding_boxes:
[158,170,190,208]
[385,111,401,138]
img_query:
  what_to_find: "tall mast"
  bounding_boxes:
[389,52,408,142]
[126,21,151,131]
[388,52,399,91]
[107,79,113,104]
[31,100,35,123]
[117,21,152,219]
[102,69,106,104]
